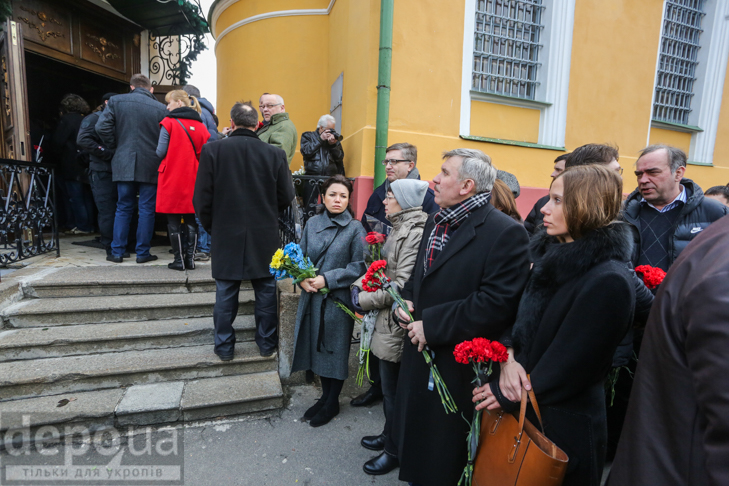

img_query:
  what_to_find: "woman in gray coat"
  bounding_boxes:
[291,175,367,427]
[352,179,429,475]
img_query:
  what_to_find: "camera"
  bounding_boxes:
[325,129,343,142]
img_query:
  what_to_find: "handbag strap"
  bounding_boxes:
[174,118,199,160]
[517,375,545,434]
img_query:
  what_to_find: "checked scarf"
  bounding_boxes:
[424,192,491,272]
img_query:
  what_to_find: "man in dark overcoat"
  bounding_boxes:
[96,74,166,263]
[193,102,295,360]
[608,214,729,486]
[392,148,531,486]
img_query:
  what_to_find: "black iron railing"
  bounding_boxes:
[0,159,59,266]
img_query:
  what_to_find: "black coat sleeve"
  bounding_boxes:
[193,144,214,233]
[300,131,322,158]
[276,151,296,211]
[77,114,114,161]
[95,100,117,150]
[529,271,633,406]
[421,223,531,347]
[329,142,345,175]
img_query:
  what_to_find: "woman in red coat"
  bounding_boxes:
[156,90,210,270]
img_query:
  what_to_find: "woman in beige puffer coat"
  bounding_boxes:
[352,178,430,475]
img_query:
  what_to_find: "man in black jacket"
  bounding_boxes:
[299,114,345,214]
[523,152,568,234]
[193,102,295,360]
[390,148,530,484]
[76,92,117,256]
[96,74,166,264]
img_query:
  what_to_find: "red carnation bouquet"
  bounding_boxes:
[454,338,510,486]
[635,265,666,289]
[362,260,458,414]
[364,232,386,261]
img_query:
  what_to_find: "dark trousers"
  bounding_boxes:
[64,180,96,232]
[166,214,197,232]
[368,353,382,394]
[89,170,117,252]
[213,277,278,355]
[380,358,401,455]
[112,182,156,258]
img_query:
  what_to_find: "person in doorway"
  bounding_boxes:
[76,92,118,256]
[476,164,635,486]
[156,90,210,271]
[523,153,569,234]
[257,94,297,163]
[52,93,95,235]
[96,73,167,264]
[391,149,530,486]
[351,178,429,476]
[291,175,367,428]
[193,102,294,360]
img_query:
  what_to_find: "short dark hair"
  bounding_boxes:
[130,74,152,89]
[317,175,355,217]
[182,84,201,98]
[386,143,417,165]
[59,94,90,115]
[230,101,258,128]
[554,153,570,163]
[639,144,687,174]
[565,144,619,169]
[705,185,729,199]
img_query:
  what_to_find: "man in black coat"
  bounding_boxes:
[96,74,166,264]
[390,148,531,485]
[193,102,295,360]
[76,93,117,256]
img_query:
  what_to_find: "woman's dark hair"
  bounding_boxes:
[491,179,522,222]
[317,174,355,217]
[59,94,90,115]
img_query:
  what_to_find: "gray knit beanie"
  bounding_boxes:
[390,179,429,210]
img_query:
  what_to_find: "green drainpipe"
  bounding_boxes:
[373,0,394,188]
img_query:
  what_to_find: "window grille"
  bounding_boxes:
[472,0,545,100]
[653,0,705,125]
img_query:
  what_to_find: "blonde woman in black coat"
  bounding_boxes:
[474,165,635,486]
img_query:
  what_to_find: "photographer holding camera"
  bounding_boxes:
[300,115,346,213]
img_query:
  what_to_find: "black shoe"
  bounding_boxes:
[309,402,339,427]
[215,351,234,361]
[136,254,158,264]
[303,398,326,421]
[361,434,386,451]
[260,349,275,358]
[106,254,123,263]
[363,451,399,476]
[350,388,383,407]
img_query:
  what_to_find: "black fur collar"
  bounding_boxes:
[512,223,633,357]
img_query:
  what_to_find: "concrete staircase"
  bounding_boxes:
[0,266,284,443]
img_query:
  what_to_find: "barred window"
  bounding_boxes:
[472,0,545,100]
[653,0,706,125]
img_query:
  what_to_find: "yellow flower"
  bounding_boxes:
[270,249,284,269]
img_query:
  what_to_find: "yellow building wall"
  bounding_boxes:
[649,128,692,156]
[212,0,729,192]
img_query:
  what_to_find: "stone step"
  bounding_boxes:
[0,372,284,446]
[0,291,255,328]
[19,266,246,298]
[0,342,276,402]
[0,316,256,362]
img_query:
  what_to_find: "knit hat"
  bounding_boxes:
[390,179,429,210]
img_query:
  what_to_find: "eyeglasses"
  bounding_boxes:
[381,159,411,166]
[617,167,624,175]
[259,103,282,109]
[385,195,396,200]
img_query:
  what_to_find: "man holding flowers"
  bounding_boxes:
[390,149,530,486]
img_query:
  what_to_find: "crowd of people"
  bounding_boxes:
[49,73,729,486]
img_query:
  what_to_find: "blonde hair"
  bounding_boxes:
[555,164,623,239]
[165,89,201,114]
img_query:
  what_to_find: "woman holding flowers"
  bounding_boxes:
[351,179,429,475]
[291,175,367,427]
[474,165,635,486]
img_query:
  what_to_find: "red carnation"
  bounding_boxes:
[635,265,667,290]
[490,341,509,363]
[365,232,386,245]
[454,341,473,364]
[470,338,493,363]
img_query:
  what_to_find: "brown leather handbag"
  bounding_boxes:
[473,384,569,486]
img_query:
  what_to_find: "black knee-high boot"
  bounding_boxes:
[310,378,342,428]
[167,224,185,271]
[184,223,197,270]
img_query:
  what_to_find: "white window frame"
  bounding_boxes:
[460,0,576,148]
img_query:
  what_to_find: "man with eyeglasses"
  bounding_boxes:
[351,142,439,410]
[256,93,297,163]
[360,142,439,235]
